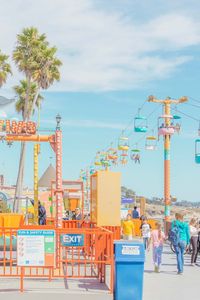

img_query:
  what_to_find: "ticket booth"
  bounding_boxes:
[90,170,121,226]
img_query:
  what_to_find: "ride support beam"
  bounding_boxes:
[164,103,171,221]
[6,135,54,142]
[148,96,188,221]
[34,144,40,225]
[55,130,63,228]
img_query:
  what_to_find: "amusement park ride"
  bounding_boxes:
[148,96,187,221]
[0,115,63,227]
[88,95,192,222]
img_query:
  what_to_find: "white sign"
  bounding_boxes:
[17,230,55,267]
[122,245,140,255]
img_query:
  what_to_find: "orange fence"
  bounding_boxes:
[132,218,158,236]
[102,226,121,240]
[0,226,114,293]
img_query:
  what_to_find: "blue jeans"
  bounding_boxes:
[174,241,186,273]
[153,246,163,266]
[143,237,149,250]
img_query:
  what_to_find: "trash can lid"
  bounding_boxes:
[114,241,145,262]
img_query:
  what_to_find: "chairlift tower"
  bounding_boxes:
[148,96,188,221]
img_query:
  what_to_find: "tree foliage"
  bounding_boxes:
[0,50,12,87]
[14,80,43,118]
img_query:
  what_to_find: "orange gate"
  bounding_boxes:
[0,226,114,293]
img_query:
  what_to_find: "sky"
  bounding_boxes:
[0,0,200,202]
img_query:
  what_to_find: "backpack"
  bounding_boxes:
[168,222,180,246]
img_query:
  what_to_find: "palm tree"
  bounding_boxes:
[0,50,12,87]
[14,80,43,117]
[29,46,62,118]
[13,27,62,212]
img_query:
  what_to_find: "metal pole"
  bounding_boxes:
[55,130,63,228]
[34,144,40,224]
[148,96,188,221]
[164,103,171,221]
[25,196,29,225]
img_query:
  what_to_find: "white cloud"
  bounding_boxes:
[41,118,125,130]
[0,0,199,92]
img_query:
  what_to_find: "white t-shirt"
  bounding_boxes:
[141,223,151,238]
[190,225,199,237]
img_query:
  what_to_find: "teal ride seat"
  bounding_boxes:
[195,155,200,164]
[195,139,200,164]
[134,116,148,133]
[173,115,181,120]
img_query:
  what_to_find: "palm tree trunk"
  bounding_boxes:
[28,89,39,119]
[13,142,26,212]
[24,76,31,121]
[13,77,31,212]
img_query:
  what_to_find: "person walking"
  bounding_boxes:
[122,214,135,240]
[30,199,46,225]
[132,206,139,219]
[74,207,82,220]
[148,222,165,273]
[74,207,82,228]
[140,218,151,250]
[171,213,190,275]
[189,218,199,266]
[38,201,46,225]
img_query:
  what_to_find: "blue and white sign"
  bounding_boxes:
[17,230,55,267]
[60,234,84,247]
[121,197,134,204]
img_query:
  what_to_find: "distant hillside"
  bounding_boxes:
[121,186,200,208]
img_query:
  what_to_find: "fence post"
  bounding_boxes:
[20,267,24,292]
[110,233,114,294]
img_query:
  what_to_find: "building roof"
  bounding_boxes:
[38,164,56,188]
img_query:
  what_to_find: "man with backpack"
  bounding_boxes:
[169,213,190,275]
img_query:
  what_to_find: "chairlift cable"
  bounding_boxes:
[171,108,199,122]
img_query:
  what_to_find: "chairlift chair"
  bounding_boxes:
[134,116,148,133]
[145,136,157,151]
[120,156,128,165]
[130,148,141,163]
[173,115,181,134]
[195,139,200,164]
[107,147,118,162]
[158,115,175,137]
[118,136,129,151]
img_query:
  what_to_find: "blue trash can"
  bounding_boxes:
[114,240,145,300]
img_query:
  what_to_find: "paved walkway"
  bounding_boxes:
[0,244,199,299]
[144,244,200,300]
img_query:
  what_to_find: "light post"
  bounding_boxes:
[56,114,61,131]
[55,114,63,228]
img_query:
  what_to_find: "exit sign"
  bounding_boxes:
[60,234,84,247]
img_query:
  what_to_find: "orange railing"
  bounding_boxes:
[0,226,114,293]
[132,218,158,236]
[102,226,121,240]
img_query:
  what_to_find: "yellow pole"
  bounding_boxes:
[34,144,40,224]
